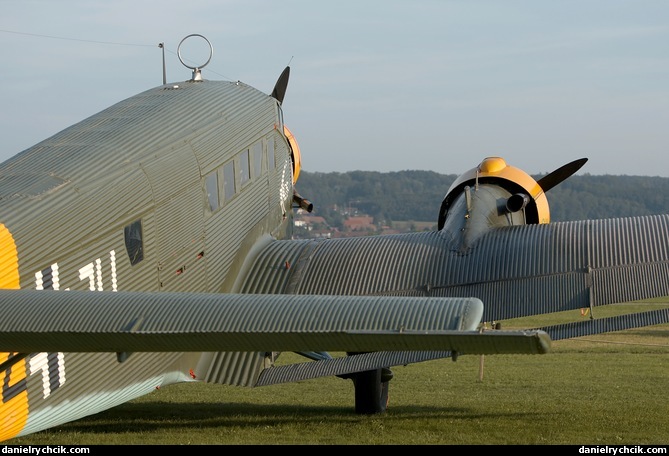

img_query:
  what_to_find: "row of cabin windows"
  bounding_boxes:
[205,136,276,213]
[122,137,277,268]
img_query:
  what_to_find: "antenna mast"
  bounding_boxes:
[159,42,166,85]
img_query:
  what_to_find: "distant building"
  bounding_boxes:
[343,215,375,232]
[293,212,333,239]
[294,209,431,239]
[295,215,328,229]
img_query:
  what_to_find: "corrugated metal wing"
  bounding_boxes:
[239,214,669,322]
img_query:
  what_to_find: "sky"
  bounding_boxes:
[1,1,668,177]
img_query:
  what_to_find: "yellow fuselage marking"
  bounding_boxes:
[0,223,19,289]
[0,223,28,440]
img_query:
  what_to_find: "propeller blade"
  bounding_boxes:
[537,158,588,192]
[271,66,290,105]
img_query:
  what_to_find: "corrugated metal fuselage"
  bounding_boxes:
[0,79,294,439]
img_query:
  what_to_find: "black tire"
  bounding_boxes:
[352,368,390,414]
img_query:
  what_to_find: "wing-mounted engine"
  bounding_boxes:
[437,156,587,252]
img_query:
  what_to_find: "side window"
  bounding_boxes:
[267,136,275,171]
[223,161,236,202]
[205,171,219,212]
[251,141,263,178]
[124,220,144,266]
[239,149,250,186]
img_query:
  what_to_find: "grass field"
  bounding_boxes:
[6,302,669,445]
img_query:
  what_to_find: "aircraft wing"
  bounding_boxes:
[0,289,550,355]
[238,214,669,326]
[537,307,669,341]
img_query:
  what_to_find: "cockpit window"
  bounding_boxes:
[239,149,250,186]
[206,171,219,211]
[223,161,236,201]
[124,220,144,266]
[267,136,275,170]
[252,141,263,177]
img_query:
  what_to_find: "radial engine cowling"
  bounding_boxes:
[437,156,550,230]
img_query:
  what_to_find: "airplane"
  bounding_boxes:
[1,34,669,442]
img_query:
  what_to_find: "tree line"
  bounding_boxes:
[294,170,669,228]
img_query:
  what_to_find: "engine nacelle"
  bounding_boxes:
[437,156,550,230]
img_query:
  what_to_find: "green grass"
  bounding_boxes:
[6,302,669,445]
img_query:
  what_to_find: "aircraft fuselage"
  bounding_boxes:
[0,78,295,439]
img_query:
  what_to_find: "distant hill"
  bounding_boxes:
[295,170,669,226]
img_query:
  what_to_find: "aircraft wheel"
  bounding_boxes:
[352,367,392,414]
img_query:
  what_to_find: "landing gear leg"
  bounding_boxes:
[351,367,393,414]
